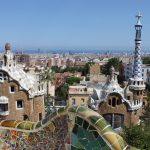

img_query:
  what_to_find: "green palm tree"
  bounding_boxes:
[40,68,55,104]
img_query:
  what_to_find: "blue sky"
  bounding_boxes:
[0,0,149,51]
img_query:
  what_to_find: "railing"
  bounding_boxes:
[128,101,142,110]
[129,84,145,90]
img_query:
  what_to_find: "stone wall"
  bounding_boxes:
[98,94,142,127]
[69,94,89,107]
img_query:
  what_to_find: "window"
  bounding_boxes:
[10,86,15,93]
[127,96,130,100]
[16,100,23,109]
[0,72,7,81]
[103,114,112,125]
[84,88,87,92]
[39,113,42,121]
[134,100,136,105]
[0,104,8,112]
[41,84,44,90]
[117,99,120,105]
[114,114,124,128]
[3,74,7,80]
[112,97,116,107]
[38,86,40,91]
[103,114,124,129]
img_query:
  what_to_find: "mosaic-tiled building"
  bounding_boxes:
[0,43,45,122]
[88,13,146,128]
[0,106,131,150]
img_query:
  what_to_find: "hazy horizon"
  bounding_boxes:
[0,0,149,50]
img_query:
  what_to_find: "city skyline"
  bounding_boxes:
[0,0,149,51]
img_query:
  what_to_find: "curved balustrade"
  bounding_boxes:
[0,106,136,150]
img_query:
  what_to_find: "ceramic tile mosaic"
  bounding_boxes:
[0,106,131,150]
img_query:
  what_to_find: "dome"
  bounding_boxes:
[5,43,11,51]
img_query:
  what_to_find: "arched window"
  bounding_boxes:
[0,72,7,81]
[112,98,116,107]
[117,99,120,105]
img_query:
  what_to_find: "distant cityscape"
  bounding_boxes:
[0,12,150,149]
[1,48,150,57]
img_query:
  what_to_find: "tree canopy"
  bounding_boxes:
[55,84,69,100]
[66,77,81,85]
[102,57,120,75]
[40,68,55,101]
[142,57,150,64]
[50,62,90,76]
[122,125,150,149]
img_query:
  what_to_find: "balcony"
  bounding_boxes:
[129,84,145,90]
[128,100,143,111]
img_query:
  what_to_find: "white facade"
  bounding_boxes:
[124,61,150,82]
[0,43,47,98]
[88,66,143,111]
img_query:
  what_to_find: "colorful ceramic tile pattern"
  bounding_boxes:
[0,106,136,150]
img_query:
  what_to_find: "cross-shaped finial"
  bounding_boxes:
[136,12,142,25]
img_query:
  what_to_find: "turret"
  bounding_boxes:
[3,43,16,68]
[128,13,145,109]
[129,13,145,90]
[5,43,11,52]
